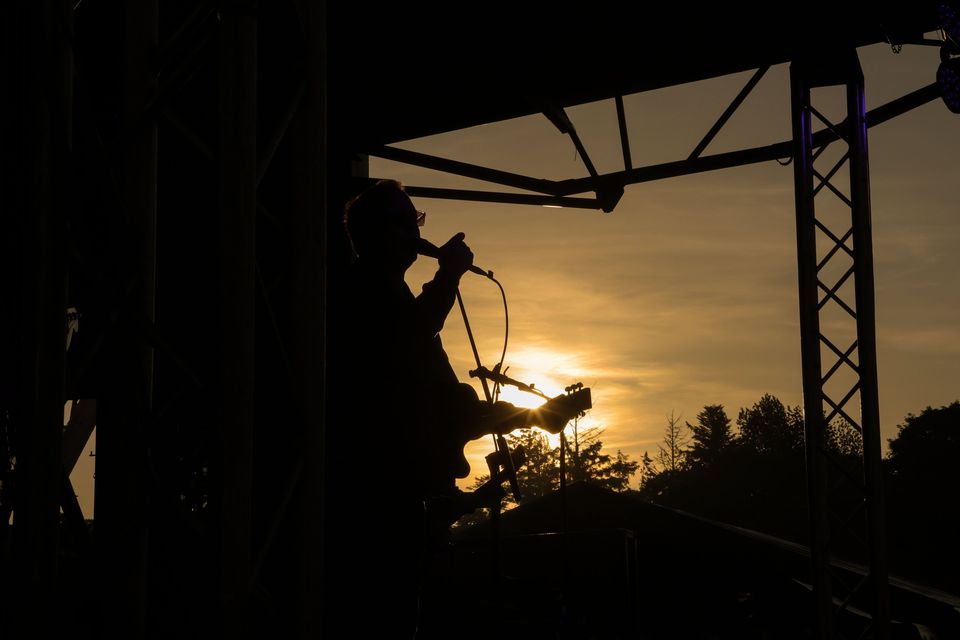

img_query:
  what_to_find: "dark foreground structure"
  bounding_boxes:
[429,483,960,639]
[2,2,957,638]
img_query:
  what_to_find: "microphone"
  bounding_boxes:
[417,238,492,278]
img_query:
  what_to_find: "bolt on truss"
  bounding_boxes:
[791,52,890,640]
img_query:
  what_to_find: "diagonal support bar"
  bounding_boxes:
[543,105,599,178]
[688,65,769,160]
[817,227,854,272]
[615,95,632,170]
[813,150,850,197]
[817,278,858,318]
[820,337,859,384]
[369,145,563,195]
[813,166,853,206]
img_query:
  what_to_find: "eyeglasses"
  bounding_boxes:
[416,210,427,227]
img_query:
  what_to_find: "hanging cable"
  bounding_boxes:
[492,275,509,372]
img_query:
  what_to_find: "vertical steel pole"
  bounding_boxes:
[217,0,256,634]
[8,0,71,635]
[790,62,834,639]
[127,0,159,423]
[95,2,157,637]
[289,1,327,637]
[847,72,891,640]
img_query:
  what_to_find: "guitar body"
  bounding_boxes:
[436,385,592,481]
[424,385,593,537]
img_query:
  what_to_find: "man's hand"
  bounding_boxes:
[437,232,474,278]
[532,404,570,435]
[477,400,567,436]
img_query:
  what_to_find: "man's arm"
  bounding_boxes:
[462,399,571,442]
[412,233,473,340]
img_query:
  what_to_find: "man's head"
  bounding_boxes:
[344,180,423,272]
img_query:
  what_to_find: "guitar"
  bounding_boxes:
[425,385,592,540]
[439,385,593,481]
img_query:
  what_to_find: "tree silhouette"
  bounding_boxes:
[561,426,636,491]
[884,401,960,592]
[886,401,960,482]
[656,410,688,472]
[462,427,640,519]
[606,450,640,492]
[736,394,803,456]
[641,395,807,541]
[511,429,560,500]
[638,450,655,490]
[825,418,863,458]
[686,404,734,469]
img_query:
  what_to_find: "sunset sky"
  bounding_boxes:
[66,36,959,515]
[375,37,960,488]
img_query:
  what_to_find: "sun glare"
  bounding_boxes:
[487,346,601,446]
[495,384,554,409]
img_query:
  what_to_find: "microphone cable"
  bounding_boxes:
[491,275,508,402]
[454,272,509,404]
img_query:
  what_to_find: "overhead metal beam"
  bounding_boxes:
[369,81,940,208]
[403,185,599,209]
[554,82,940,197]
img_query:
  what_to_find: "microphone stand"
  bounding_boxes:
[454,288,516,611]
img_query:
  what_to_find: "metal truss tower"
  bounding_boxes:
[791,52,890,639]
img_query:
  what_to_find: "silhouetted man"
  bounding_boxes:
[326,180,566,638]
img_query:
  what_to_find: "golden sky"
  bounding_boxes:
[376,38,960,488]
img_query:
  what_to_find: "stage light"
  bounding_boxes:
[937,3,960,113]
[939,1,960,46]
[937,53,960,113]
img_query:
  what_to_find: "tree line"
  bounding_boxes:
[460,394,959,592]
[641,394,960,594]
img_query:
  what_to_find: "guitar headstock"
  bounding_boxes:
[557,385,592,414]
